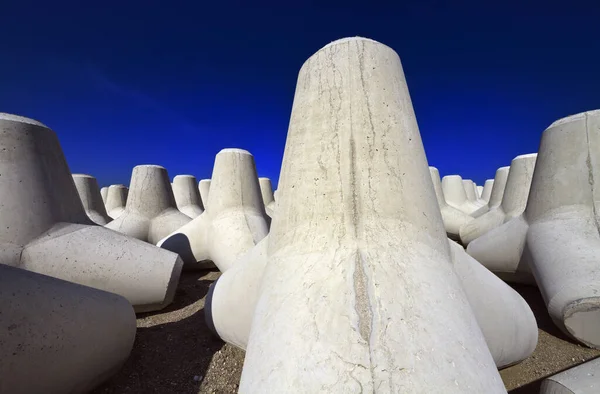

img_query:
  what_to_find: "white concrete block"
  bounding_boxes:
[173,174,204,218]
[72,173,112,225]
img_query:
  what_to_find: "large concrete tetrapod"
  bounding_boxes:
[468,110,600,348]
[238,37,504,393]
[430,167,474,240]
[481,179,494,203]
[72,173,112,225]
[105,184,128,219]
[159,149,270,272]
[101,186,109,204]
[173,174,204,218]
[540,357,600,393]
[0,264,136,394]
[106,165,192,244]
[198,179,211,208]
[259,177,275,219]
[477,185,484,198]
[459,154,537,246]
[0,113,183,312]
[488,166,510,209]
[443,175,489,217]
[206,234,537,369]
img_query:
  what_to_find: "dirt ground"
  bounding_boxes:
[91,270,600,394]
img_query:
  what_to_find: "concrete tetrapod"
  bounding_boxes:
[459,154,537,246]
[430,167,474,240]
[159,149,269,272]
[477,185,484,198]
[106,165,192,244]
[463,179,488,209]
[198,179,211,209]
[468,110,600,348]
[105,184,128,219]
[0,113,183,312]
[488,166,510,209]
[443,175,489,217]
[206,235,537,369]
[540,357,600,393]
[101,186,109,204]
[238,38,505,393]
[481,179,494,203]
[258,177,275,220]
[173,174,204,218]
[0,264,136,394]
[72,173,112,225]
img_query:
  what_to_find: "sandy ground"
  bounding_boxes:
[92,271,600,394]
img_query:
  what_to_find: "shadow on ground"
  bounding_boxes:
[91,269,227,394]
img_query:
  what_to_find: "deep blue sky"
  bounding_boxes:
[2,0,599,188]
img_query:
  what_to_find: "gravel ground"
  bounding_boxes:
[91,271,599,394]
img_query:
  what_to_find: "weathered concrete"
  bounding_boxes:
[106,165,192,244]
[259,177,275,220]
[430,167,474,240]
[459,154,537,246]
[488,166,510,208]
[239,37,505,393]
[72,174,112,225]
[448,240,538,368]
[198,179,211,208]
[207,235,537,370]
[0,264,136,394]
[159,149,269,272]
[477,185,484,198]
[101,186,109,204]
[540,357,600,393]
[173,175,204,218]
[468,110,600,349]
[443,175,489,217]
[105,184,128,220]
[464,179,488,209]
[0,113,183,312]
[481,179,494,203]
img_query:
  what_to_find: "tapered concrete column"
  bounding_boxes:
[239,38,504,393]
[481,179,494,203]
[0,264,136,394]
[106,165,192,244]
[477,185,483,198]
[101,186,109,204]
[464,179,488,209]
[540,357,600,393]
[72,174,112,225]
[488,166,510,208]
[105,184,128,219]
[198,179,211,208]
[159,149,269,272]
[259,177,275,220]
[448,240,537,368]
[0,113,183,312]
[443,175,489,217]
[460,154,537,246]
[430,167,474,240]
[173,175,204,218]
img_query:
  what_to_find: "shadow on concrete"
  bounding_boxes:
[90,271,223,394]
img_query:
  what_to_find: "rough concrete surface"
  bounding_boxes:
[89,271,600,394]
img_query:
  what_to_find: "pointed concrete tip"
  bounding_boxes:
[0,113,47,128]
[513,153,537,160]
[259,177,271,181]
[219,148,252,156]
[72,174,94,179]
[548,109,600,128]
[429,166,439,171]
[133,164,166,170]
